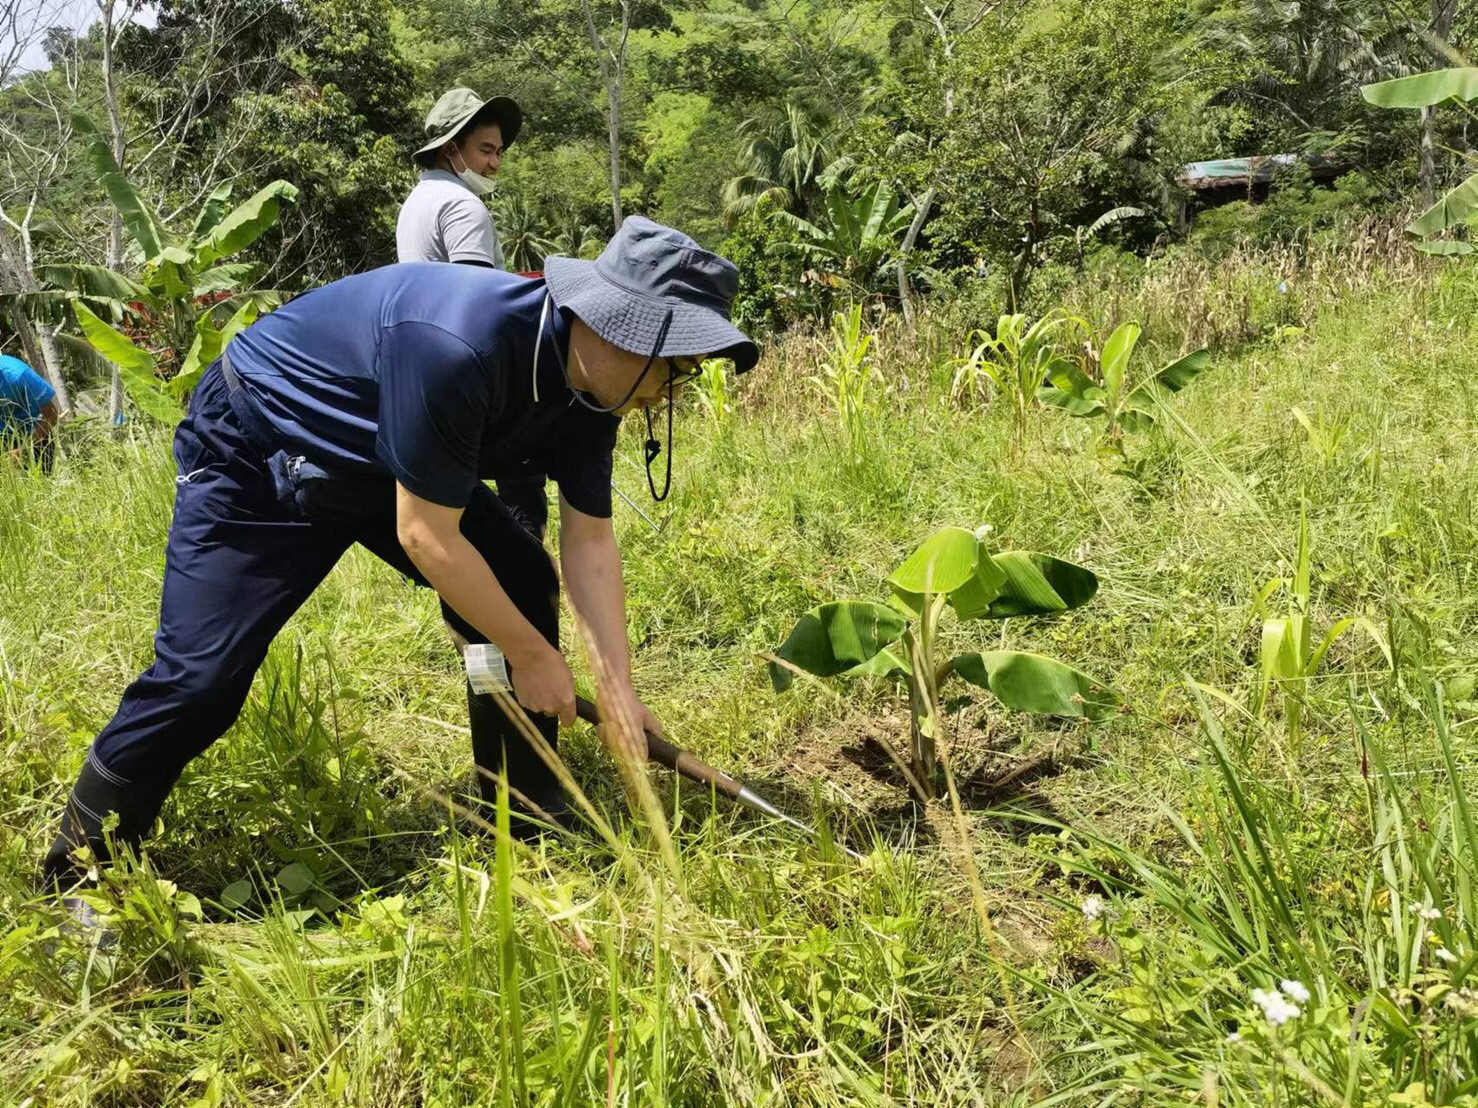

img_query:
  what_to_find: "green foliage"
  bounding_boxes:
[809,304,882,462]
[53,122,295,423]
[953,310,1084,450]
[1040,320,1211,442]
[775,180,915,296]
[1250,505,1391,750]
[772,525,1112,798]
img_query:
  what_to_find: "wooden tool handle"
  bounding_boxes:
[574,695,744,801]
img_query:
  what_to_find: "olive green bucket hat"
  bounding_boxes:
[414,87,523,160]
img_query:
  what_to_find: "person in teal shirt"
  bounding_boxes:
[0,353,60,466]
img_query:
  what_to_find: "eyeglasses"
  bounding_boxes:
[663,356,704,388]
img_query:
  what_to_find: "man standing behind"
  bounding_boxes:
[0,352,61,468]
[397,87,547,534]
[397,87,521,271]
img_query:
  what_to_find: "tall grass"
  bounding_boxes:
[5,237,1478,1103]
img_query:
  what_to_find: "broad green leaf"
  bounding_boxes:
[194,262,260,294]
[1144,348,1210,393]
[844,647,910,679]
[1100,322,1140,399]
[770,601,908,692]
[220,879,254,910]
[174,300,260,398]
[1362,68,1478,109]
[952,650,1117,720]
[36,263,147,303]
[986,552,1099,618]
[1040,385,1106,417]
[74,302,182,426]
[72,112,171,258]
[1414,240,1476,256]
[1260,617,1297,683]
[190,181,234,242]
[277,862,315,897]
[1044,359,1101,399]
[1409,174,1478,238]
[948,552,1010,620]
[194,180,299,267]
[889,527,980,595]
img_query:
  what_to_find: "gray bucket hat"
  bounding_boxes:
[545,216,760,372]
[415,87,522,160]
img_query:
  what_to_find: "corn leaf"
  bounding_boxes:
[770,601,908,691]
[952,650,1117,720]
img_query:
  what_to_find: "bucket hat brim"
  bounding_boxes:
[545,255,759,373]
[414,95,523,159]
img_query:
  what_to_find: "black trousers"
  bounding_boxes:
[43,364,561,885]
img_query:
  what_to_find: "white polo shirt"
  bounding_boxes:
[395,169,504,268]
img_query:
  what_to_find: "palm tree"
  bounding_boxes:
[721,100,845,227]
[495,193,556,273]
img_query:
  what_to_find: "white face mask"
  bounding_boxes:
[450,149,496,196]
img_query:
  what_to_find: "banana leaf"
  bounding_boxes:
[952,650,1117,720]
[73,112,171,259]
[190,181,235,242]
[1362,68,1478,109]
[770,601,908,691]
[1409,175,1478,238]
[889,527,980,615]
[985,552,1099,618]
[194,181,299,267]
[74,302,182,426]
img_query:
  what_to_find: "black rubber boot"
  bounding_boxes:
[467,686,572,839]
[40,752,168,892]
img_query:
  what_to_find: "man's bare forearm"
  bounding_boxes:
[560,506,632,687]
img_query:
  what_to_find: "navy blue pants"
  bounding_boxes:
[43,365,560,883]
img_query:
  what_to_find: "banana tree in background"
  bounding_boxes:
[774,180,915,295]
[13,113,296,424]
[770,526,1116,801]
[1362,69,1478,255]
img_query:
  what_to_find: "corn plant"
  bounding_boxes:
[770,526,1116,800]
[1252,507,1391,749]
[693,358,734,428]
[1039,321,1209,441]
[953,310,1083,450]
[810,303,880,461]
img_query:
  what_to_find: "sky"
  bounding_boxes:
[4,1,156,81]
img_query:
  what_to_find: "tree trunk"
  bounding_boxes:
[100,0,127,431]
[896,187,935,328]
[0,227,71,410]
[1420,0,1460,207]
[582,0,629,231]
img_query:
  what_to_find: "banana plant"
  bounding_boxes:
[1252,506,1392,750]
[43,113,294,423]
[774,180,915,293]
[1362,69,1478,255]
[1039,321,1210,440]
[770,526,1116,801]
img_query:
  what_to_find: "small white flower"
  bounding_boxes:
[1226,1031,1242,1043]
[1437,947,1459,965]
[1252,987,1301,1027]
[1080,895,1106,922]
[1279,979,1311,1004]
[1422,906,1443,921]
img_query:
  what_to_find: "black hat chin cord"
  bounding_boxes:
[645,377,674,502]
[545,296,677,503]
